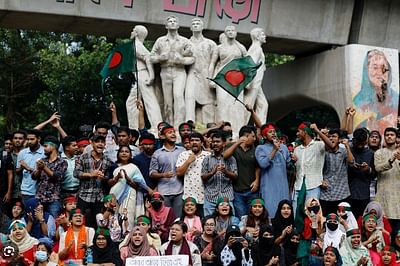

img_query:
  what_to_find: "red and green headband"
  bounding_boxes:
[136,216,151,225]
[96,227,110,237]
[261,124,276,137]
[217,197,230,206]
[326,213,339,222]
[184,197,197,205]
[69,208,83,217]
[250,198,265,207]
[338,205,351,212]
[346,228,361,237]
[363,213,377,223]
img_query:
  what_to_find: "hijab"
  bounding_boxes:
[339,230,371,266]
[23,198,50,239]
[125,226,151,258]
[363,201,385,228]
[8,220,38,253]
[337,202,358,233]
[324,246,343,266]
[323,214,345,251]
[258,224,280,266]
[272,200,294,237]
[91,228,119,264]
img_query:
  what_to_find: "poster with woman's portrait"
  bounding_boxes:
[348,45,399,133]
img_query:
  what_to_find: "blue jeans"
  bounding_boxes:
[42,201,62,218]
[233,190,259,218]
[203,198,217,217]
[292,187,320,216]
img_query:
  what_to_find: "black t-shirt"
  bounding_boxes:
[0,154,13,196]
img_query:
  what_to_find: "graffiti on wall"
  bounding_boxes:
[350,47,399,133]
[56,0,261,24]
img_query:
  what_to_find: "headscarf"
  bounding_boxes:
[362,213,385,252]
[147,193,171,226]
[272,200,294,238]
[323,213,345,251]
[378,245,397,266]
[363,201,385,228]
[339,229,371,265]
[258,224,280,266]
[125,226,151,258]
[338,202,358,233]
[23,198,50,239]
[283,232,299,265]
[8,220,38,253]
[91,228,117,264]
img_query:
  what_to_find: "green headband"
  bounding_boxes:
[184,197,197,205]
[103,194,113,203]
[136,216,151,225]
[96,227,110,237]
[217,197,230,206]
[363,213,377,222]
[250,198,265,207]
[44,141,58,148]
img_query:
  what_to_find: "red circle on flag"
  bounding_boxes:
[109,51,122,69]
[225,70,245,86]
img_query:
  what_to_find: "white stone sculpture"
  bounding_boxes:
[185,18,218,124]
[150,15,194,127]
[244,28,269,123]
[209,25,247,136]
[126,25,163,130]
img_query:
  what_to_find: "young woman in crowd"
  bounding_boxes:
[272,199,294,245]
[134,215,161,252]
[55,196,77,243]
[219,224,252,266]
[283,232,300,266]
[32,241,57,266]
[160,221,201,266]
[339,228,372,266]
[321,246,343,266]
[361,213,390,265]
[239,198,269,243]
[323,213,345,250]
[147,192,175,243]
[378,245,399,266]
[358,201,392,236]
[393,230,400,262]
[120,226,158,264]
[108,145,153,230]
[8,220,39,264]
[23,198,56,241]
[87,228,122,266]
[213,197,240,236]
[6,200,24,229]
[257,224,282,266]
[337,202,358,233]
[181,197,202,241]
[96,194,126,243]
[193,216,217,266]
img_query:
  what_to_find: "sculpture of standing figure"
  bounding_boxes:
[126,25,163,130]
[209,26,247,136]
[244,28,269,124]
[150,16,194,127]
[185,18,217,124]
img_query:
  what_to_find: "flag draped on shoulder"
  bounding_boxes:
[209,56,261,100]
[100,40,136,89]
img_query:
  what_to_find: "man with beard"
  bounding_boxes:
[16,129,44,206]
[150,125,184,217]
[176,132,211,217]
[374,127,400,241]
[160,221,201,266]
[348,128,375,218]
[10,130,26,201]
[201,131,238,216]
[58,208,95,265]
[32,135,67,218]
[74,134,113,228]
[132,133,157,190]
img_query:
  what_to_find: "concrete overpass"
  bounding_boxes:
[1,0,399,126]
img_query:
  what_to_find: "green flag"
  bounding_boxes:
[210,56,261,100]
[295,177,310,265]
[100,40,136,89]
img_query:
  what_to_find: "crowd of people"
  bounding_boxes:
[0,103,400,266]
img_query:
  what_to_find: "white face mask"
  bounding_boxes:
[35,250,48,262]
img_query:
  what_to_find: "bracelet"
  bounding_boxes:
[39,219,45,224]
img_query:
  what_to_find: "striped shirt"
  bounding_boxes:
[201,152,237,203]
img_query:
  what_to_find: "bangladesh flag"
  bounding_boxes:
[295,177,310,265]
[100,39,136,89]
[210,56,261,100]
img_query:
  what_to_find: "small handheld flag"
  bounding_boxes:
[209,56,261,105]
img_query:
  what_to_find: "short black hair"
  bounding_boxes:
[95,121,111,131]
[43,135,60,148]
[212,130,226,142]
[4,134,13,141]
[328,128,341,136]
[172,220,188,233]
[12,130,27,139]
[117,126,131,135]
[189,132,204,142]
[384,127,397,135]
[239,125,256,137]
[353,128,369,143]
[25,129,42,138]
[61,135,77,150]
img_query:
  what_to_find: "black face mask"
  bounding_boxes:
[307,205,320,214]
[341,214,348,220]
[289,241,299,250]
[151,201,162,211]
[327,223,339,231]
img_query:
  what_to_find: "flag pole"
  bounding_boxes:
[133,38,139,101]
